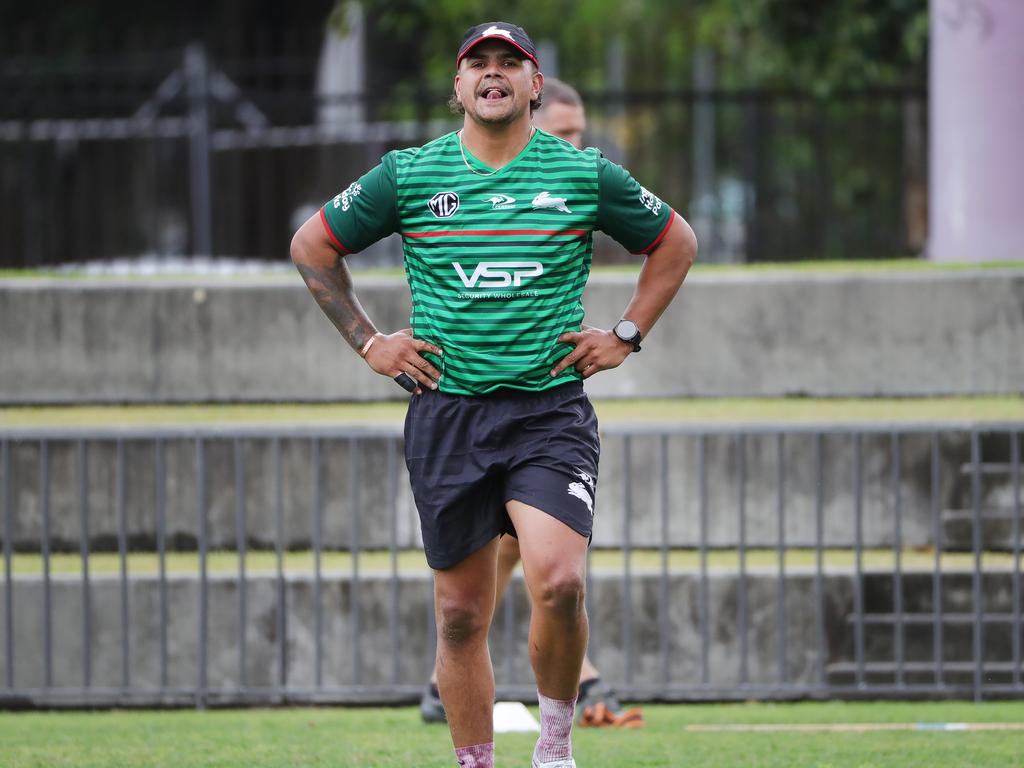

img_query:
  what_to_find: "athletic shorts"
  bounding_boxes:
[404,381,600,570]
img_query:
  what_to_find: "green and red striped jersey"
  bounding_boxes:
[320,129,673,395]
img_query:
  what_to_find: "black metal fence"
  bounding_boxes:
[0,46,926,268]
[0,422,1020,708]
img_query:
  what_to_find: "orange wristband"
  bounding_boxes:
[359,333,380,358]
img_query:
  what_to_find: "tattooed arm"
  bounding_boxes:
[290,212,443,393]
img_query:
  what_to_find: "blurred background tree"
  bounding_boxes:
[0,0,930,264]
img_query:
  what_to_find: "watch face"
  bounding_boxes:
[615,320,639,341]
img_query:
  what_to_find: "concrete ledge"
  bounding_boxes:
[0,429,1000,551]
[0,571,843,693]
[0,570,1015,701]
[2,269,1022,402]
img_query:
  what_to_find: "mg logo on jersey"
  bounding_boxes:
[452,261,544,288]
[428,191,460,218]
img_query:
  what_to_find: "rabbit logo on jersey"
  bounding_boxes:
[567,469,595,515]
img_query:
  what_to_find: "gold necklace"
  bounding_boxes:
[457,128,534,177]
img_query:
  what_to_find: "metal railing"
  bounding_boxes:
[0,46,926,267]
[0,422,1021,707]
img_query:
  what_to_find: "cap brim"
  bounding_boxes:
[457,36,538,68]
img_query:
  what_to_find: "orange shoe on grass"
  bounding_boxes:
[575,679,645,729]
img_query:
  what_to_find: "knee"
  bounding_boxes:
[437,599,490,648]
[533,571,586,619]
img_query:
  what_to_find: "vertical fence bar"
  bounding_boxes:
[312,437,323,688]
[40,441,52,688]
[854,433,865,689]
[503,568,515,686]
[698,434,709,687]
[184,44,212,257]
[155,440,168,690]
[931,433,944,688]
[116,439,130,688]
[78,439,91,688]
[3,439,13,689]
[274,437,287,694]
[196,437,208,707]
[736,434,748,685]
[622,435,633,685]
[659,434,671,685]
[387,439,401,686]
[350,437,362,686]
[775,433,787,687]
[585,549,594,665]
[1011,430,1021,689]
[891,432,904,688]
[970,431,983,702]
[814,433,825,688]
[234,438,247,690]
[426,579,437,687]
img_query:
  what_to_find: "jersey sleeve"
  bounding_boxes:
[595,156,674,254]
[319,152,399,253]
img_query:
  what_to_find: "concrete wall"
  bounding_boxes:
[2,269,1022,403]
[0,571,853,694]
[0,430,1007,552]
[1,570,1017,702]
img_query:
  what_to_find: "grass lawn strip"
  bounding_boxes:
[0,702,1022,768]
[1,396,1022,428]
[3,547,1019,578]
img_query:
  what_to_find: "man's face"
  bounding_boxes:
[535,101,586,149]
[455,40,542,127]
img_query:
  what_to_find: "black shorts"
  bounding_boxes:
[404,381,600,570]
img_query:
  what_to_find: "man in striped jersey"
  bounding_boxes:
[419,75,645,731]
[291,21,697,768]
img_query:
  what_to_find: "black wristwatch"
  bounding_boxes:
[612,319,642,352]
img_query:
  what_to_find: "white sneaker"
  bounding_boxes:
[532,758,576,768]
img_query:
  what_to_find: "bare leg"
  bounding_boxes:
[431,534,602,688]
[495,533,522,608]
[579,656,600,684]
[506,500,589,699]
[433,538,500,747]
[430,535,521,688]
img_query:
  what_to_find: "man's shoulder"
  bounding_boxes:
[391,132,459,167]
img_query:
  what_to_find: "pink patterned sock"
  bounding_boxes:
[534,690,576,763]
[454,741,494,768]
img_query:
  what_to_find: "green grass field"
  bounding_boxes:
[1,701,1022,767]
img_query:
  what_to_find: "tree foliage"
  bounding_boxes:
[339,0,927,92]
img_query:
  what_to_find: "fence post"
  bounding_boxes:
[185,44,213,258]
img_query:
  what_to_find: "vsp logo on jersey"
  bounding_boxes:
[453,261,544,288]
[428,191,460,218]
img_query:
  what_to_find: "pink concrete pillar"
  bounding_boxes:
[929,0,1024,261]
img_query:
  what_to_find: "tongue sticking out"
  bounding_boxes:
[485,89,505,100]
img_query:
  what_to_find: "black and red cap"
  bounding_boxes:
[457,22,539,68]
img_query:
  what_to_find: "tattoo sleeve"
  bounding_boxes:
[295,254,378,354]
